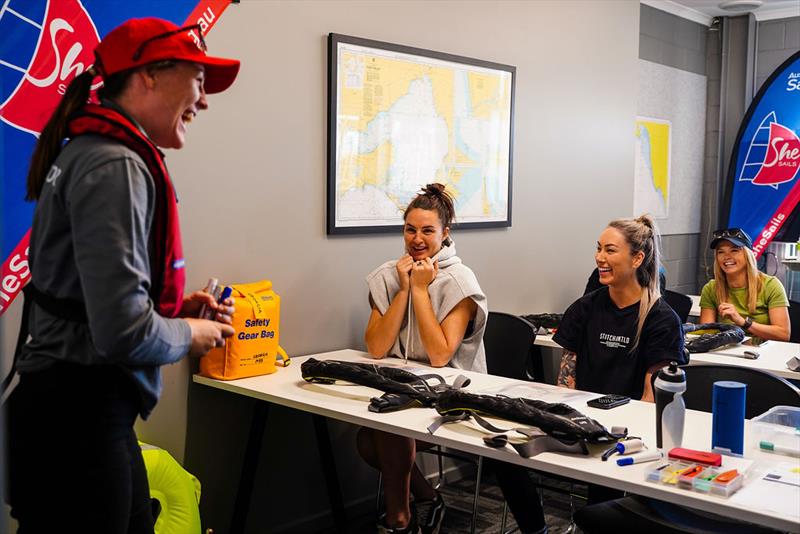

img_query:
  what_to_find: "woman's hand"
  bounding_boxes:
[396,254,414,291]
[410,257,438,290]
[181,290,235,324]
[213,297,235,325]
[185,318,235,357]
[717,303,744,326]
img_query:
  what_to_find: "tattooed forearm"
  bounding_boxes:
[557,350,577,389]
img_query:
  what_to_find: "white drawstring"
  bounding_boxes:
[405,286,413,364]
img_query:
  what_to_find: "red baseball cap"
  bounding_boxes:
[94,17,240,94]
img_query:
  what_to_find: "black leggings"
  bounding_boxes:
[6,361,154,534]
[489,459,624,533]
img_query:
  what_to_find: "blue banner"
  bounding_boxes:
[0,0,231,315]
[726,51,800,257]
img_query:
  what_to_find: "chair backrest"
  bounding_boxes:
[663,290,692,323]
[483,312,537,381]
[677,364,800,419]
[788,300,800,343]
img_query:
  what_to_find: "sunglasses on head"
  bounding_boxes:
[132,24,206,62]
[712,228,752,249]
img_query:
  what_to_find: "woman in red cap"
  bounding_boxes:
[7,18,239,533]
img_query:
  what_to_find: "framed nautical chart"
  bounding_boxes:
[327,33,515,234]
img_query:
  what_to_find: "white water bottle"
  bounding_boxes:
[654,361,686,451]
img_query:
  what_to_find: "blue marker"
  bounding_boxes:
[212,286,233,320]
[217,286,232,304]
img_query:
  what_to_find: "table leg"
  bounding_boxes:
[230,400,270,534]
[312,414,348,532]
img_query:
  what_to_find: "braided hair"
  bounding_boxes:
[403,183,456,229]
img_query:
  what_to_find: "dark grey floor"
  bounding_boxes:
[346,471,588,533]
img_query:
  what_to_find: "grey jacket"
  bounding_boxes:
[366,240,487,373]
[20,115,191,418]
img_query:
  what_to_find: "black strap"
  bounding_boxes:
[1,284,88,395]
[23,283,88,323]
[427,411,590,458]
[2,288,31,393]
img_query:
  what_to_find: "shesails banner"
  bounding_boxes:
[0,0,233,316]
[725,50,800,258]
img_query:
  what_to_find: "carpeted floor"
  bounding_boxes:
[347,470,588,533]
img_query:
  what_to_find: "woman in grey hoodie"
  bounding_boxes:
[357,183,487,534]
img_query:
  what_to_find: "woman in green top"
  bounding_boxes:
[699,228,790,341]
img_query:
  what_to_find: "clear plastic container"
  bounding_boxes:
[709,469,744,497]
[678,465,705,489]
[751,406,800,458]
[692,467,720,493]
[691,466,744,496]
[646,461,692,485]
[645,462,745,497]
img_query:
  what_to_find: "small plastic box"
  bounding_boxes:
[691,467,744,496]
[692,467,720,493]
[709,469,744,497]
[646,461,692,485]
[677,465,705,489]
[751,406,800,458]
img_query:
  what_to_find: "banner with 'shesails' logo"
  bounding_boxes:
[0,0,233,317]
[725,51,800,258]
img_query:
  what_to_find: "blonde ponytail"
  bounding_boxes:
[608,214,662,350]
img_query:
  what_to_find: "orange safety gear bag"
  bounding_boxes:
[200,280,290,380]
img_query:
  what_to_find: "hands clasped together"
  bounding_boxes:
[396,254,438,291]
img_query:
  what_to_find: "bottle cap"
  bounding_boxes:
[657,361,686,383]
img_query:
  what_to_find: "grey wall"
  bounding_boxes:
[639,4,709,294]
[640,4,707,76]
[698,26,724,288]
[663,233,701,294]
[158,1,640,531]
[755,16,800,92]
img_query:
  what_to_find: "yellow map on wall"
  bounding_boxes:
[334,41,513,227]
[634,117,671,218]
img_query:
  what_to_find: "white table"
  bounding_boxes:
[534,333,800,381]
[690,340,800,381]
[195,349,799,532]
[533,333,560,349]
[689,294,701,318]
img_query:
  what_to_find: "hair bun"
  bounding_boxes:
[405,183,456,228]
[423,183,447,196]
[636,213,655,231]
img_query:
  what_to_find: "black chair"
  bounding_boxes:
[483,313,587,534]
[663,289,692,323]
[484,312,537,380]
[421,311,538,533]
[788,300,800,343]
[677,364,800,418]
[576,364,800,534]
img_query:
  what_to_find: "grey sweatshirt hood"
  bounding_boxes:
[366,239,487,373]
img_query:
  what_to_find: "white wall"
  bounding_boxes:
[157,1,641,530]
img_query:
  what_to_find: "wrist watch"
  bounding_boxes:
[742,317,753,332]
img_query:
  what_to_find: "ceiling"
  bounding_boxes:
[651,0,800,23]
[664,0,800,18]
